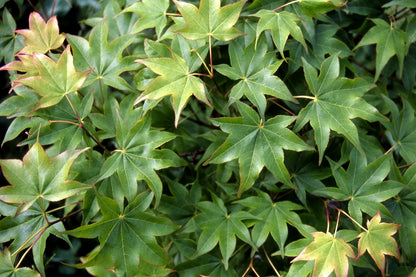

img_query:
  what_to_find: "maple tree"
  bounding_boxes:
[0,0,415,276]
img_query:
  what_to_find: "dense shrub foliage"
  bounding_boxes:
[0,0,415,276]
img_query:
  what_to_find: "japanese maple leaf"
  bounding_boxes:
[15,12,65,54]
[173,0,246,41]
[0,8,24,63]
[98,115,185,205]
[66,21,138,91]
[206,102,313,195]
[292,232,356,277]
[254,10,307,58]
[294,55,383,163]
[318,149,403,224]
[0,248,40,277]
[0,142,89,213]
[135,50,211,127]
[67,192,178,276]
[215,39,295,117]
[13,46,92,109]
[236,190,313,255]
[355,18,406,81]
[357,212,401,277]
[123,0,169,37]
[193,195,256,269]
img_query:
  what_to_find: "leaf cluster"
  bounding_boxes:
[0,0,415,276]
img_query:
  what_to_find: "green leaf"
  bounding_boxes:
[193,194,255,269]
[13,46,92,109]
[0,248,40,277]
[321,150,402,224]
[357,212,401,276]
[0,8,24,63]
[123,0,170,37]
[294,55,381,163]
[355,18,406,81]
[173,0,246,41]
[206,102,313,195]
[135,49,211,127]
[98,115,184,205]
[254,10,307,58]
[15,12,65,54]
[0,142,89,213]
[299,0,346,17]
[67,192,178,276]
[236,190,313,255]
[292,231,356,277]
[66,21,137,91]
[215,39,295,117]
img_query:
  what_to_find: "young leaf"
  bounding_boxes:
[67,192,178,276]
[123,0,170,37]
[294,55,381,163]
[0,248,40,277]
[66,21,137,91]
[357,212,401,277]
[135,50,211,127]
[193,194,256,269]
[292,231,356,277]
[15,12,65,54]
[215,39,295,117]
[355,18,406,81]
[173,0,246,41]
[0,142,89,213]
[206,102,313,195]
[98,115,184,205]
[254,10,307,58]
[13,46,92,109]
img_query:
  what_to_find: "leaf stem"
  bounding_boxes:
[384,141,400,155]
[262,245,281,277]
[98,77,105,105]
[338,208,368,232]
[293,95,316,100]
[273,0,301,11]
[208,35,214,77]
[49,120,81,126]
[269,98,295,116]
[11,226,46,257]
[334,209,341,238]
[45,200,83,214]
[15,228,47,269]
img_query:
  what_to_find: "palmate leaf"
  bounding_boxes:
[123,0,170,37]
[0,142,89,213]
[173,0,246,41]
[357,212,401,277]
[294,55,383,163]
[236,190,314,255]
[67,192,178,277]
[15,12,65,55]
[0,8,24,63]
[0,248,40,277]
[193,194,256,269]
[215,39,295,117]
[319,149,402,224]
[292,232,356,277]
[12,46,92,109]
[254,10,307,58]
[98,115,184,205]
[66,21,138,91]
[135,50,211,127]
[355,18,406,81]
[206,102,313,195]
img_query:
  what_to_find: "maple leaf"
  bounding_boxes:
[357,212,401,277]
[135,50,211,127]
[299,0,346,17]
[0,142,89,213]
[206,102,313,195]
[254,10,307,58]
[292,231,356,277]
[173,0,246,41]
[0,8,24,63]
[193,194,256,269]
[215,39,295,117]
[0,53,38,80]
[98,115,185,205]
[318,149,402,224]
[0,248,40,277]
[66,21,138,91]
[67,192,178,276]
[12,46,92,109]
[123,0,170,37]
[15,12,65,55]
[355,18,406,81]
[294,54,383,163]
[236,190,313,255]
